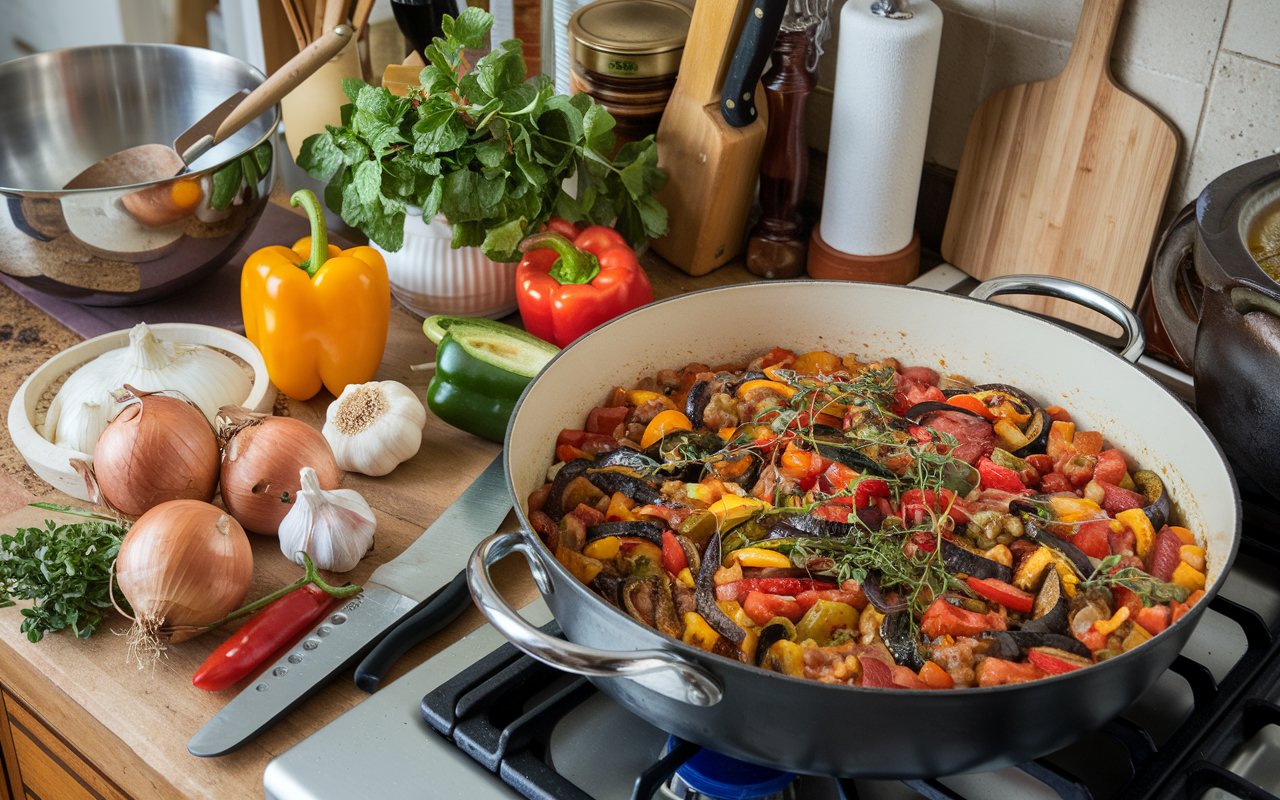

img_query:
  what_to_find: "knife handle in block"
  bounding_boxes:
[720,0,787,127]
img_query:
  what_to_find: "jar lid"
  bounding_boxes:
[569,0,691,80]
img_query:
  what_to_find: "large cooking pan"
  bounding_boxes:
[467,277,1239,778]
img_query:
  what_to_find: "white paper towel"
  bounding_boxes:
[819,0,942,256]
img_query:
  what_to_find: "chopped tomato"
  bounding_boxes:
[779,442,826,491]
[812,497,854,523]
[557,429,619,455]
[796,588,867,612]
[900,488,969,525]
[854,478,891,508]
[742,591,803,625]
[891,665,929,689]
[976,456,1025,492]
[1061,454,1097,486]
[1072,519,1113,559]
[1040,472,1074,494]
[661,530,687,576]
[1072,430,1104,456]
[556,444,590,463]
[966,577,1034,613]
[1046,421,1076,460]
[759,346,796,369]
[1094,449,1128,485]
[1025,454,1055,474]
[976,657,1044,686]
[1045,405,1073,423]
[920,598,1007,638]
[1098,480,1146,515]
[859,656,896,688]
[818,462,858,493]
[1110,585,1144,618]
[586,406,629,435]
[918,660,955,689]
[895,382,946,414]
[1148,527,1184,581]
[717,578,838,603]
[569,503,605,527]
[1135,604,1172,635]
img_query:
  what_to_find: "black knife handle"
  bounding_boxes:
[354,571,471,693]
[720,0,788,127]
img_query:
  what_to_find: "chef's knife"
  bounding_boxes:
[188,453,510,757]
[719,0,787,127]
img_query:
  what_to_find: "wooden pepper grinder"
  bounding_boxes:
[746,1,831,279]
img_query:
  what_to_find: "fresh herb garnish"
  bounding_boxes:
[0,517,128,641]
[296,7,667,261]
[1081,554,1191,606]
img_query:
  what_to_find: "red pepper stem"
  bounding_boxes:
[521,231,600,285]
[201,554,362,630]
[290,189,329,278]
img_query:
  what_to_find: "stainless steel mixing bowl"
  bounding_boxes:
[0,45,279,306]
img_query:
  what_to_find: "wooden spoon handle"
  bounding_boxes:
[213,23,353,145]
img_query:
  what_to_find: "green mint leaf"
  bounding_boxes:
[474,139,507,169]
[324,167,347,214]
[635,193,669,239]
[426,41,460,74]
[500,83,541,115]
[420,64,456,95]
[332,128,371,165]
[539,96,584,144]
[450,7,493,48]
[441,170,482,220]
[478,174,506,209]
[582,103,616,154]
[413,107,467,155]
[342,77,365,104]
[421,178,445,219]
[210,159,242,210]
[451,219,485,248]
[355,84,410,125]
[481,217,527,261]
[353,161,383,207]
[473,39,525,98]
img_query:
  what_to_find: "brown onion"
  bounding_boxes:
[93,387,219,516]
[217,406,342,535]
[115,499,253,665]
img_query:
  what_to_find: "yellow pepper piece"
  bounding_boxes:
[993,418,1031,452]
[1122,622,1152,652]
[555,546,603,584]
[735,379,798,400]
[1116,508,1156,559]
[640,409,692,448]
[707,495,766,530]
[241,190,390,400]
[677,568,695,589]
[1093,606,1130,637]
[1051,556,1080,599]
[1171,561,1207,591]
[1168,526,1197,545]
[1013,546,1056,590]
[1180,545,1206,572]
[681,612,721,651]
[1048,496,1104,524]
[761,640,807,677]
[718,426,737,441]
[726,547,792,569]
[795,599,859,646]
[626,389,676,411]
[582,536,621,560]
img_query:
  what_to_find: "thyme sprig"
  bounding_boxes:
[1080,554,1191,606]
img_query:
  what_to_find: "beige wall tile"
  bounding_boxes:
[925,10,993,168]
[1222,0,1280,65]
[991,0,1080,41]
[933,0,996,17]
[1113,0,1227,85]
[978,24,1070,100]
[1186,53,1280,200]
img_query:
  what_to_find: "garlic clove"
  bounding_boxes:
[278,466,376,573]
[323,381,426,477]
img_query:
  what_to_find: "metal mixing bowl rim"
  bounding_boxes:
[0,42,281,195]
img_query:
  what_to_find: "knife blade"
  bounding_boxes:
[720,0,787,127]
[188,453,510,757]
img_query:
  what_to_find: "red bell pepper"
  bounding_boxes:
[515,222,653,347]
[965,577,1034,613]
[742,591,804,625]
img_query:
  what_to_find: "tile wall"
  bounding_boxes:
[806,0,1280,225]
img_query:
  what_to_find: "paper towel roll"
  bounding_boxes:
[819,0,942,256]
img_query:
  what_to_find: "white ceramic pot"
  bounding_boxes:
[372,208,519,319]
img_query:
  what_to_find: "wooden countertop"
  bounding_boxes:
[0,225,760,798]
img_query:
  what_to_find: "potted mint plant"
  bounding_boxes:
[296,8,667,318]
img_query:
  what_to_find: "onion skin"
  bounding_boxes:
[115,499,253,646]
[220,414,342,535]
[93,393,220,516]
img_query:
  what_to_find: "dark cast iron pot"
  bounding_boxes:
[469,278,1239,778]
[1152,154,1280,500]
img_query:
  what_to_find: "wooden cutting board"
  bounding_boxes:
[650,0,766,276]
[940,0,1177,333]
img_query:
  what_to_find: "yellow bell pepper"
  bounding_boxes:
[726,547,792,569]
[241,190,390,400]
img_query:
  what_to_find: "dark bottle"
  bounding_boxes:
[392,0,460,61]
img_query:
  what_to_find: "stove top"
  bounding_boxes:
[264,267,1279,800]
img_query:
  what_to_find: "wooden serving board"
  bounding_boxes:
[940,0,1177,333]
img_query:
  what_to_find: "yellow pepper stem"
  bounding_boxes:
[290,189,328,278]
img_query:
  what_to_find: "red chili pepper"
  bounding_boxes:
[193,556,361,692]
[515,222,654,347]
[193,584,338,691]
[965,576,1034,613]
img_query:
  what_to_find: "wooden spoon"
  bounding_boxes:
[65,24,353,190]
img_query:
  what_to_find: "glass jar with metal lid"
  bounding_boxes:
[568,0,691,146]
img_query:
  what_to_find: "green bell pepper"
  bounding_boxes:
[424,316,558,442]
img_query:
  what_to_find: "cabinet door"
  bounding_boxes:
[0,691,129,800]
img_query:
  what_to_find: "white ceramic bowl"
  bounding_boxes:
[7,323,275,499]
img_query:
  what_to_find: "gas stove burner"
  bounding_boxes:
[658,736,797,800]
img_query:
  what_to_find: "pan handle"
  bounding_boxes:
[969,274,1146,364]
[467,531,724,707]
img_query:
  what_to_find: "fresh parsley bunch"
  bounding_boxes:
[297,7,668,262]
[0,518,127,642]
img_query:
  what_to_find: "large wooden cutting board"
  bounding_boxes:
[941,0,1177,333]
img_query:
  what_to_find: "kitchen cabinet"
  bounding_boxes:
[0,687,128,800]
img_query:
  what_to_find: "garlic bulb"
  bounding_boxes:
[322,381,426,477]
[278,467,376,573]
[43,323,251,454]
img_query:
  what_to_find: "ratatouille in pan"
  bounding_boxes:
[525,346,1208,689]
